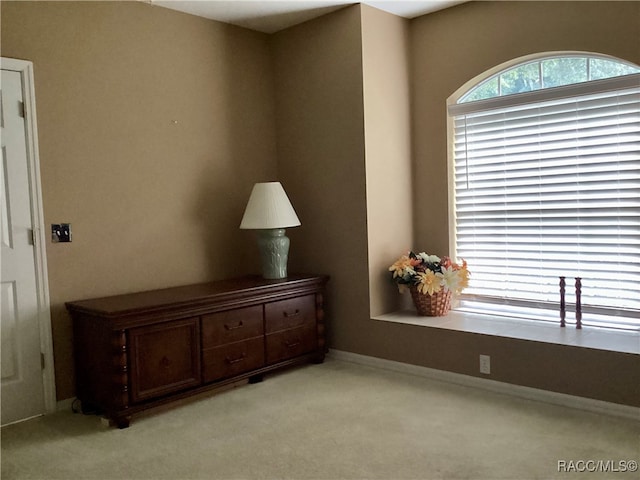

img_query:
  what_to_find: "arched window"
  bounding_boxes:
[448,53,640,329]
[459,54,639,103]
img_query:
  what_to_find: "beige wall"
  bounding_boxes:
[271,6,371,352]
[1,1,277,399]
[2,1,638,407]
[361,5,413,317]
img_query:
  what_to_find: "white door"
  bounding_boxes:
[1,61,52,426]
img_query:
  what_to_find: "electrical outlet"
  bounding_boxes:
[479,354,491,375]
[51,223,72,242]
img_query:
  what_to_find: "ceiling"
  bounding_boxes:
[148,1,467,34]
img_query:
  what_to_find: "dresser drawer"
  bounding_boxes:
[202,337,265,383]
[265,295,315,334]
[201,305,263,348]
[265,325,317,365]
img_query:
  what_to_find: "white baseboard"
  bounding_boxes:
[328,349,640,422]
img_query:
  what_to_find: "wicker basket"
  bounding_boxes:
[409,286,452,316]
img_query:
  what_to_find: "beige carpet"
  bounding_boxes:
[2,357,639,480]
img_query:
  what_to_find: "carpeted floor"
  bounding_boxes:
[2,356,639,479]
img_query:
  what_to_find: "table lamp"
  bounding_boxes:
[240,182,301,279]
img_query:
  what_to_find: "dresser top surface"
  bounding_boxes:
[66,274,328,318]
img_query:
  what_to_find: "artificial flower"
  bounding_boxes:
[388,255,414,279]
[418,252,440,264]
[388,250,469,298]
[416,270,441,295]
[439,266,460,292]
[457,267,470,293]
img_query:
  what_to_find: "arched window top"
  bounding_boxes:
[458,54,640,104]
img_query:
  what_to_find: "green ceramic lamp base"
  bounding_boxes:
[256,229,290,279]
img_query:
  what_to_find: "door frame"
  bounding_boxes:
[2,57,56,417]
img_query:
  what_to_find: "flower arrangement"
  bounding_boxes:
[388,251,469,296]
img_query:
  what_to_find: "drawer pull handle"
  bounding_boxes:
[283,309,300,318]
[224,321,244,330]
[285,340,301,349]
[160,356,171,368]
[226,354,246,365]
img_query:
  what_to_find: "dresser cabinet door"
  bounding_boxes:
[129,318,201,403]
[265,295,317,364]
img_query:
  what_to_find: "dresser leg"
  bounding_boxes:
[248,374,264,384]
[115,416,131,429]
[312,351,325,364]
[79,400,102,415]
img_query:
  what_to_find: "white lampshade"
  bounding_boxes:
[239,182,301,230]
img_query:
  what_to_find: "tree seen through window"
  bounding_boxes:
[461,55,640,103]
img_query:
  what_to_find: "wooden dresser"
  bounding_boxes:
[67,274,329,428]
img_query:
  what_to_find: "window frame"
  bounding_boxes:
[446,51,640,328]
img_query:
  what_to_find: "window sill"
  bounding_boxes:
[372,309,640,355]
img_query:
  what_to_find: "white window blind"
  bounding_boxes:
[449,74,640,328]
